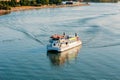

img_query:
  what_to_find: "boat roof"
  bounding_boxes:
[50,34,64,39]
[50,34,78,40]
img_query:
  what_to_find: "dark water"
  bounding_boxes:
[0,3,120,80]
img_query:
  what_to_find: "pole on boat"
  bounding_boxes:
[63,32,65,36]
[75,33,77,37]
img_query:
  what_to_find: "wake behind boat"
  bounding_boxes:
[47,33,82,52]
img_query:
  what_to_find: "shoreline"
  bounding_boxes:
[0,3,89,15]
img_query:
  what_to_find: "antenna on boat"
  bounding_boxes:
[63,32,65,36]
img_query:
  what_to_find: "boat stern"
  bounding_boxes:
[47,45,61,52]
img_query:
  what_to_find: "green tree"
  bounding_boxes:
[10,0,17,7]
[45,0,49,4]
[0,1,11,10]
[49,0,62,4]
[31,0,37,6]
[49,0,54,4]
[36,0,41,4]
[40,0,49,5]
[20,0,30,6]
[56,0,62,4]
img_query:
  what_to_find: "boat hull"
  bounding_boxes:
[47,40,82,52]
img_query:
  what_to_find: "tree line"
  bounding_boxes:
[84,0,118,2]
[0,0,63,10]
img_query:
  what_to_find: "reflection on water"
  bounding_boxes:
[47,46,82,66]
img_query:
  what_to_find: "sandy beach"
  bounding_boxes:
[0,3,89,15]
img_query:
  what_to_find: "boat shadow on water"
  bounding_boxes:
[47,45,82,66]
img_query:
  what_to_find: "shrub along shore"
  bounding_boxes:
[0,2,89,15]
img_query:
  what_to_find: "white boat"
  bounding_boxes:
[47,33,82,52]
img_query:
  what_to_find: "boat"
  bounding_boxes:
[47,33,82,52]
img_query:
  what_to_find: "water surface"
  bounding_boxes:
[0,3,120,80]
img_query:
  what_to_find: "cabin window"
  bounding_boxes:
[66,42,68,45]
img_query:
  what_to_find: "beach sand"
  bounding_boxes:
[0,3,89,15]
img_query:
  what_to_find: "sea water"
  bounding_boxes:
[0,3,120,80]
